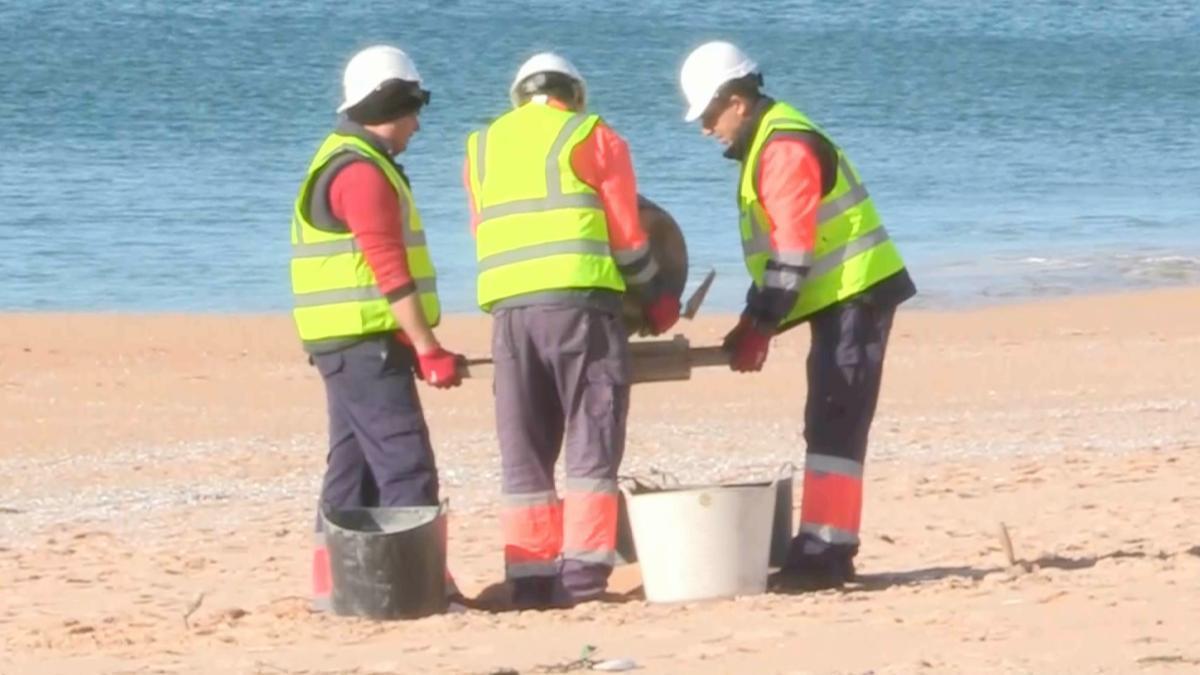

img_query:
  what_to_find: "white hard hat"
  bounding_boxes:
[679,41,759,122]
[509,52,587,107]
[338,45,423,113]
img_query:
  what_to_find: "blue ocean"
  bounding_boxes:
[2,1,1198,312]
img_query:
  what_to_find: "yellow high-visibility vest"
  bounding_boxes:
[739,102,905,326]
[290,131,439,348]
[466,104,624,311]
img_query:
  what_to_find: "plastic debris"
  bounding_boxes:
[592,658,638,672]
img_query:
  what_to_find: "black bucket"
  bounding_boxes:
[719,464,795,568]
[769,471,794,568]
[615,490,638,565]
[320,502,448,620]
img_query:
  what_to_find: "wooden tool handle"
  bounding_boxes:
[458,357,496,381]
[688,346,731,368]
[456,337,730,384]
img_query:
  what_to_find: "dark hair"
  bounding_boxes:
[513,71,585,107]
[717,72,764,102]
[345,79,430,125]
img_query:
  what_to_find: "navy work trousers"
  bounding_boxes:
[311,335,439,523]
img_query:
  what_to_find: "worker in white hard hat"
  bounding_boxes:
[292,44,464,610]
[679,40,917,590]
[463,51,680,609]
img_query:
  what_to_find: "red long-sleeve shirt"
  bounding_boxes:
[327,161,413,298]
[463,101,656,289]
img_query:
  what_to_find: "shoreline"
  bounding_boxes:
[2,281,1197,318]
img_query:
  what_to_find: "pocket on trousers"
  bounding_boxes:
[491,311,516,362]
[584,358,630,419]
[312,352,345,379]
[380,338,417,377]
[375,407,429,442]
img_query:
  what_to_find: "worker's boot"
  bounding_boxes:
[511,576,563,610]
[770,535,857,592]
[559,560,612,607]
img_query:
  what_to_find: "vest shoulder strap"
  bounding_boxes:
[761,128,838,197]
[305,152,373,232]
[754,109,840,197]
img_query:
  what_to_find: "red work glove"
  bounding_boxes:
[416,347,464,388]
[723,316,772,373]
[642,293,681,336]
[721,314,751,351]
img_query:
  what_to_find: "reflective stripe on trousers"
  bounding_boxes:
[501,490,563,578]
[312,531,332,608]
[798,453,864,546]
[500,479,620,575]
[561,477,619,567]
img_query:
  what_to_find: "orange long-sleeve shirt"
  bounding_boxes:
[757,136,824,263]
[463,100,658,292]
[743,129,827,327]
[741,98,916,328]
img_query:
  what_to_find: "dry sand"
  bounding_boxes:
[2,287,1198,674]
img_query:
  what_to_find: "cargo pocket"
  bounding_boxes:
[576,357,631,475]
[362,378,436,488]
[373,405,430,444]
[584,358,630,420]
[312,352,346,380]
[490,314,515,399]
[381,338,418,378]
[367,405,439,506]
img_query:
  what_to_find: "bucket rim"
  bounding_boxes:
[620,463,795,496]
[320,499,449,536]
[622,481,779,498]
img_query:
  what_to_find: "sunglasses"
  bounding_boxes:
[699,95,731,130]
[374,79,431,112]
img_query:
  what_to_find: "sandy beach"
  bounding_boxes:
[2,287,1199,674]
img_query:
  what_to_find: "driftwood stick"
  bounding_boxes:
[182,591,206,629]
[998,522,1018,566]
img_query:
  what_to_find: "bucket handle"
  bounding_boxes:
[713,462,797,486]
[775,461,797,481]
[618,468,682,494]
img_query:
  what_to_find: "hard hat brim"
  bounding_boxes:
[683,80,721,122]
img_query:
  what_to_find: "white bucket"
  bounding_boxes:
[625,482,777,603]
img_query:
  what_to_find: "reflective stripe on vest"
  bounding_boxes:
[467,105,625,311]
[739,102,906,325]
[292,278,439,308]
[290,132,440,345]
